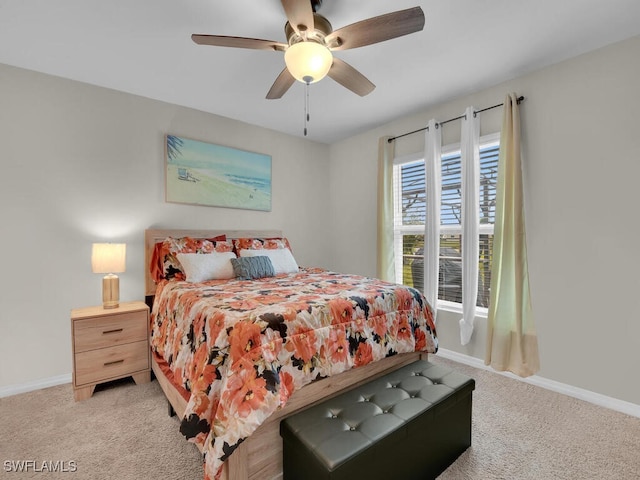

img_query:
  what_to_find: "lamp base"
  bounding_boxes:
[102,274,120,309]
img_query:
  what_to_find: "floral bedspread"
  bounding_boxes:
[150,268,438,480]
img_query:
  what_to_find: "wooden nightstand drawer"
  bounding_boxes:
[74,311,147,353]
[74,340,149,386]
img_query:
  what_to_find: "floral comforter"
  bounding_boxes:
[150,268,438,480]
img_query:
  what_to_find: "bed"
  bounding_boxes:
[144,228,438,480]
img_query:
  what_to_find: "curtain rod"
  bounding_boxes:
[387,96,525,143]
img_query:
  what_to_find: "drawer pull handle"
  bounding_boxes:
[104,359,125,367]
[102,328,124,335]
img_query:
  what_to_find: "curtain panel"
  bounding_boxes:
[377,136,395,282]
[460,106,480,345]
[423,120,442,318]
[485,93,540,377]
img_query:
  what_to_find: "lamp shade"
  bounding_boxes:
[284,41,333,84]
[91,243,126,274]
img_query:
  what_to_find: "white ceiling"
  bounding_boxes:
[2,0,640,144]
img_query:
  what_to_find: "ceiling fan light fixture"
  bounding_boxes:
[284,41,332,84]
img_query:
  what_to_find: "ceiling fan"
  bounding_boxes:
[191,0,425,99]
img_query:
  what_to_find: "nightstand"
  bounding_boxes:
[71,301,151,401]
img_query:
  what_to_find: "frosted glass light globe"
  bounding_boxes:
[284,41,333,84]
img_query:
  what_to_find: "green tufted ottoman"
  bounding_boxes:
[280,360,475,480]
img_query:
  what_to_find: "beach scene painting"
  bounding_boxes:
[165,135,271,211]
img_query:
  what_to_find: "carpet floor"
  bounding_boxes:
[1,356,639,479]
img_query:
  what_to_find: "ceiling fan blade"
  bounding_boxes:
[326,6,425,51]
[327,58,375,97]
[192,34,287,52]
[281,0,314,34]
[266,68,296,99]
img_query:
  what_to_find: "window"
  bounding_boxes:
[393,134,499,310]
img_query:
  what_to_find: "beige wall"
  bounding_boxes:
[0,63,330,388]
[328,35,640,406]
[2,35,640,408]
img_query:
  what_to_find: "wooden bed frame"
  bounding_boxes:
[144,228,426,480]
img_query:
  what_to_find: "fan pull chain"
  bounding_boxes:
[303,79,311,136]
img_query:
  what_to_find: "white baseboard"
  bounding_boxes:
[0,373,72,398]
[436,348,640,419]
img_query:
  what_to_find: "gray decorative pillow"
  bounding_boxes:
[230,256,275,280]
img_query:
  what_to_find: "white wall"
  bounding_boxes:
[328,35,640,406]
[0,63,330,388]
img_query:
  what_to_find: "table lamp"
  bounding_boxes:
[91,243,126,309]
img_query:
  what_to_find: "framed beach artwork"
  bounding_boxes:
[165,135,272,211]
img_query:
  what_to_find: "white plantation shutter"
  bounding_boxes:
[393,136,499,310]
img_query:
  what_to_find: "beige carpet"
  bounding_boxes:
[433,357,640,480]
[1,356,639,479]
[0,378,202,479]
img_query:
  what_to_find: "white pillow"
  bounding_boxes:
[176,252,236,282]
[239,248,299,275]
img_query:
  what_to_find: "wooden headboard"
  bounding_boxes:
[144,228,283,297]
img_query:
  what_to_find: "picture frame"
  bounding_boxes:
[165,134,272,211]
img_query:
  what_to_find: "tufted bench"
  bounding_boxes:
[280,360,475,480]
